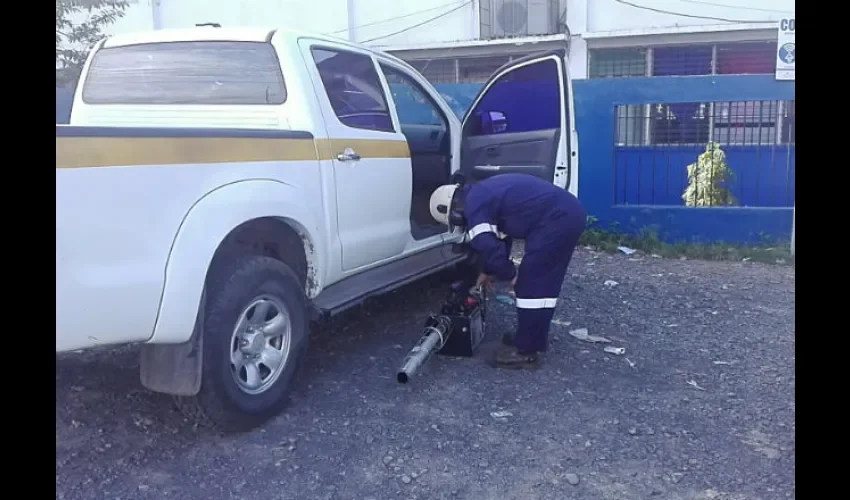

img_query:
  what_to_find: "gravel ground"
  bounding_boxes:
[56,247,795,500]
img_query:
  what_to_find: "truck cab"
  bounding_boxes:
[57,26,577,431]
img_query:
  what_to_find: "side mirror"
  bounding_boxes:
[477,110,508,134]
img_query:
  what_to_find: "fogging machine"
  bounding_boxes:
[396,278,487,384]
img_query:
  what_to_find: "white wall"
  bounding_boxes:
[156,0,350,35]
[561,0,794,78]
[347,2,476,45]
[80,0,795,45]
[88,0,477,45]
[56,0,793,110]
[584,0,794,34]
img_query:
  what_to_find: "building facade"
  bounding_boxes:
[95,0,793,83]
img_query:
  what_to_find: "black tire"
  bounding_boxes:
[175,256,309,432]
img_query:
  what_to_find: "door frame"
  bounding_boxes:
[460,49,572,191]
[298,40,412,274]
[374,55,465,254]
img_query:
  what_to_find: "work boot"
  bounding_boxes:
[495,346,540,369]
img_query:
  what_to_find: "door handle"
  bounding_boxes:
[336,147,361,162]
[485,146,500,157]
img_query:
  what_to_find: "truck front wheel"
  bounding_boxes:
[175,256,308,431]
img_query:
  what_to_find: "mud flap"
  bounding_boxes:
[139,290,205,396]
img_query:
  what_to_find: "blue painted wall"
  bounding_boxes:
[614,145,795,207]
[571,75,795,243]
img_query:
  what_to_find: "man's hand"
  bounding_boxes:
[476,273,494,292]
[509,272,518,290]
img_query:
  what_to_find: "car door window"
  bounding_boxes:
[311,48,394,133]
[380,64,447,129]
[467,58,561,136]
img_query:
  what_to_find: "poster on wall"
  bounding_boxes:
[776,16,795,80]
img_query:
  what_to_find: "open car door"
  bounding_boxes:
[459,50,574,191]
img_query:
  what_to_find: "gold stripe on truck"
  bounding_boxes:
[56,137,411,169]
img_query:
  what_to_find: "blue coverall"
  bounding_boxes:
[461,173,586,354]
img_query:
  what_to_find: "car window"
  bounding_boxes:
[467,58,561,136]
[310,48,394,133]
[380,64,446,128]
[82,41,286,105]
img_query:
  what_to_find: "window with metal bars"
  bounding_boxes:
[401,56,514,84]
[588,48,647,78]
[407,59,457,85]
[716,41,778,75]
[613,99,795,208]
[458,56,512,83]
[616,100,794,148]
[589,41,779,79]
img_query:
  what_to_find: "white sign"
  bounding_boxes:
[776,16,795,81]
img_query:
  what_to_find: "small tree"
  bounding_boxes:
[56,0,128,86]
[682,142,738,207]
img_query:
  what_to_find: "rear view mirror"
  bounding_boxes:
[476,110,508,135]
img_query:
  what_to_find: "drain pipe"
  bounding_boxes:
[346,0,356,42]
[151,0,162,30]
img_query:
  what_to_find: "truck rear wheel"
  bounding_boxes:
[175,256,308,432]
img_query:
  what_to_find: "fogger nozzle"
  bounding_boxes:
[396,317,451,384]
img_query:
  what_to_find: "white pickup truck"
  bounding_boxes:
[56,26,578,431]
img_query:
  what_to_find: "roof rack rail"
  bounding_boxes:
[195,23,221,28]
